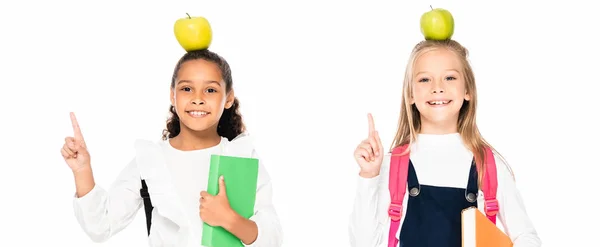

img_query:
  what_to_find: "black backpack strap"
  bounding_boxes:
[140,179,154,236]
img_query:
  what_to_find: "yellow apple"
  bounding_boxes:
[174,13,212,52]
[420,6,454,41]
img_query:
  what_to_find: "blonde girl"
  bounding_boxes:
[349,40,541,247]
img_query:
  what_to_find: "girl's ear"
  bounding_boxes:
[170,89,175,105]
[408,90,415,105]
[464,91,471,101]
[225,89,235,109]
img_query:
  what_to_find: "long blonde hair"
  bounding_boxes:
[390,39,513,185]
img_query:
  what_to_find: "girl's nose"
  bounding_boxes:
[191,99,205,105]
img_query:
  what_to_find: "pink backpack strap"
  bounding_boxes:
[480,147,499,224]
[387,144,410,247]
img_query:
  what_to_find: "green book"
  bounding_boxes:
[201,154,259,247]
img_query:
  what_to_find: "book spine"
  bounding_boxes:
[207,155,221,195]
[201,155,221,246]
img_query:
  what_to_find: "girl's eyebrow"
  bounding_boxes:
[176,79,193,84]
[176,80,221,85]
[415,69,461,76]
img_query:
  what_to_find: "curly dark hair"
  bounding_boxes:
[162,49,245,141]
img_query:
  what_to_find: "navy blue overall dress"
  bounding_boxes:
[398,160,479,247]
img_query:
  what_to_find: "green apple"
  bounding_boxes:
[174,13,212,52]
[420,6,454,41]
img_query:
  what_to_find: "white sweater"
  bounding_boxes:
[72,134,283,247]
[348,133,541,247]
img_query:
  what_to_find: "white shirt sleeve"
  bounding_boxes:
[495,155,542,247]
[72,158,143,243]
[244,150,284,247]
[349,154,404,247]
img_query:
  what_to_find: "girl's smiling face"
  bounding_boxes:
[171,59,234,134]
[410,48,470,133]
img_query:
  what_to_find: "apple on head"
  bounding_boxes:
[174,13,212,52]
[420,6,454,41]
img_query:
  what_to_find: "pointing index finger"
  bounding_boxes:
[368,113,376,134]
[70,112,84,141]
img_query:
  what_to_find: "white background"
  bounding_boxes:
[0,0,598,246]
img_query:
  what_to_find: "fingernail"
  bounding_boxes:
[220,175,224,181]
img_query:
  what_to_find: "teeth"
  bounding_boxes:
[189,111,208,116]
[428,101,449,105]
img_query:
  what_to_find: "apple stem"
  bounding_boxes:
[430,5,433,10]
[186,13,191,19]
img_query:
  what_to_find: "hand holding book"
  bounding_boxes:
[199,176,237,228]
[201,154,259,247]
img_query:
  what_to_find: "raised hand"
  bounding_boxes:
[61,112,91,173]
[354,113,384,178]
